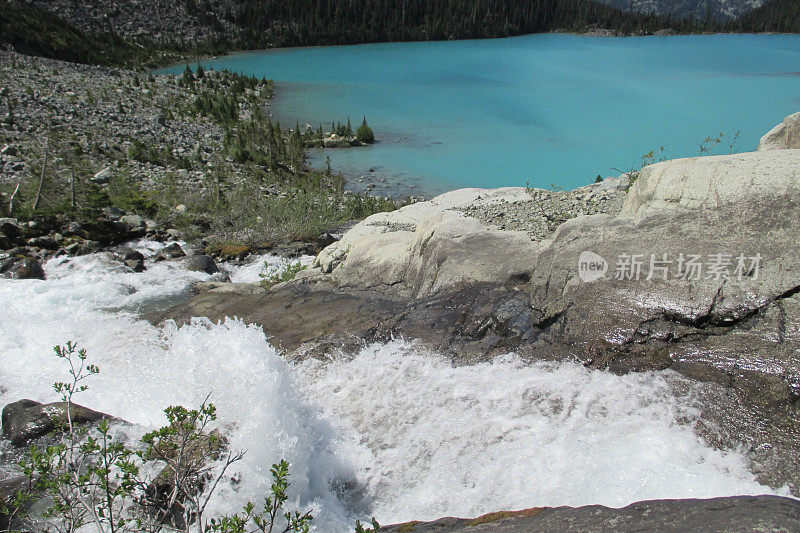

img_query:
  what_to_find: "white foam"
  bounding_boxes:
[0,250,360,530]
[0,245,786,532]
[297,341,785,525]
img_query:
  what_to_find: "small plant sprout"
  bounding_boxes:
[354,517,381,532]
[53,340,100,432]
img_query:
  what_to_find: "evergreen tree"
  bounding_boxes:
[182,64,194,85]
[356,116,375,144]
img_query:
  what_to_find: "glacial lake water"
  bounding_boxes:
[164,34,800,197]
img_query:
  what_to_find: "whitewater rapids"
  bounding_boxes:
[0,242,784,531]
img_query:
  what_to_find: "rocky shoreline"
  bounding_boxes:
[0,49,402,275]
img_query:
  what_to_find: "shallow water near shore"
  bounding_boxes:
[163,33,800,197]
[0,246,788,530]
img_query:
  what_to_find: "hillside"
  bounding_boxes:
[233,0,710,48]
[2,0,718,68]
[4,0,800,68]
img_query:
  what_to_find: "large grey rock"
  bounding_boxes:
[183,254,219,274]
[119,214,144,228]
[757,111,800,151]
[91,166,112,184]
[1,399,112,446]
[313,188,543,299]
[380,496,800,533]
[524,149,800,489]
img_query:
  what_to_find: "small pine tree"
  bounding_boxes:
[356,116,375,144]
[182,64,194,85]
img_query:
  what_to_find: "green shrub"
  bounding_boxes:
[259,260,307,287]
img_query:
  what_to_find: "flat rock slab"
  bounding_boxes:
[381,496,800,532]
[150,281,537,363]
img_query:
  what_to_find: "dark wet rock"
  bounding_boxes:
[25,235,58,250]
[78,219,144,245]
[154,242,186,261]
[125,258,146,272]
[183,254,219,274]
[1,399,113,446]
[0,474,28,531]
[0,218,21,248]
[123,250,146,272]
[314,232,339,251]
[0,256,45,280]
[380,496,800,533]
[0,145,17,156]
[152,281,540,364]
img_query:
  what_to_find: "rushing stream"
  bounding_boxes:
[0,243,786,531]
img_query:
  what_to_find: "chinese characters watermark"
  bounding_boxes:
[578,252,761,283]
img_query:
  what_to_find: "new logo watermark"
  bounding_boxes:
[578,251,608,282]
[578,252,761,283]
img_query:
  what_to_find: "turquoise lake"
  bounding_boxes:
[163,34,800,196]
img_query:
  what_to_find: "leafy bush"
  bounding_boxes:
[259,260,307,287]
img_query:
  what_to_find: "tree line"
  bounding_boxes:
[232,0,720,49]
[1,0,798,69]
[725,0,800,33]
